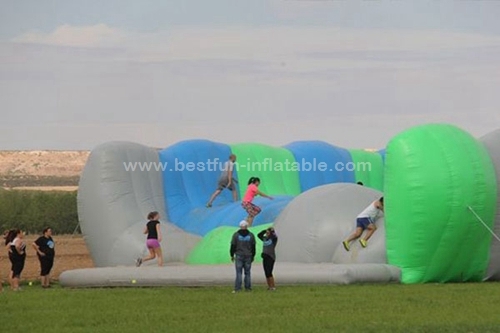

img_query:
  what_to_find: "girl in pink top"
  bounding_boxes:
[242,177,273,226]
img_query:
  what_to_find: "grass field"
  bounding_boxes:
[1,282,500,332]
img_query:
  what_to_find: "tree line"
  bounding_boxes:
[0,189,79,235]
[0,175,80,187]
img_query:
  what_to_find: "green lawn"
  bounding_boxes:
[1,282,500,332]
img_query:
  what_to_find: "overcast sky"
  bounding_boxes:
[1,1,500,150]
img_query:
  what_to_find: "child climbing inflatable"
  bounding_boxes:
[242,177,273,226]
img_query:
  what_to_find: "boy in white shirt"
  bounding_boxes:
[343,197,384,251]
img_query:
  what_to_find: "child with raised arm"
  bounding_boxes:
[257,227,278,291]
[241,177,273,226]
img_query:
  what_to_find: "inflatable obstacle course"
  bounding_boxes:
[66,124,500,287]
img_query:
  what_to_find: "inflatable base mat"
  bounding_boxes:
[59,263,401,288]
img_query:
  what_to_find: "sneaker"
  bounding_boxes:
[342,240,350,251]
[135,258,143,267]
[268,287,276,291]
[359,239,367,248]
[206,203,212,208]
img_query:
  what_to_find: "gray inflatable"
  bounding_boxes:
[59,263,400,288]
[274,183,385,264]
[73,142,397,287]
[480,129,500,281]
[77,141,200,267]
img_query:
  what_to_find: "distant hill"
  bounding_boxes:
[0,151,89,189]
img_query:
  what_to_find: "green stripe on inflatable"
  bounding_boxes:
[385,124,497,284]
[348,149,384,191]
[186,223,273,264]
[230,143,301,199]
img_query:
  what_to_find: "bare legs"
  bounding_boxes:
[266,277,275,289]
[207,187,239,208]
[10,275,20,291]
[40,275,50,288]
[343,224,377,250]
[363,224,377,242]
[246,215,255,227]
[155,247,163,267]
[345,227,363,243]
[244,205,261,227]
[141,247,163,267]
[206,190,222,207]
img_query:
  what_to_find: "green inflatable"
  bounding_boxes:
[349,149,384,191]
[230,143,301,199]
[385,124,497,283]
[186,223,274,265]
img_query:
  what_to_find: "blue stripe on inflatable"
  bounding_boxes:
[159,140,232,227]
[180,196,292,236]
[378,149,386,163]
[158,140,292,236]
[284,141,356,192]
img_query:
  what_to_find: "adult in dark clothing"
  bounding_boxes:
[136,211,163,267]
[257,227,278,291]
[230,220,256,292]
[32,227,55,288]
[5,229,26,291]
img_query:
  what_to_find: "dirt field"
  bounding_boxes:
[0,151,89,177]
[0,150,88,189]
[0,235,93,283]
[8,186,79,191]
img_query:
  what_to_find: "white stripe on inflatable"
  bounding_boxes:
[468,206,500,243]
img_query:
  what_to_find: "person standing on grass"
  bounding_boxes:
[0,230,8,292]
[257,226,278,291]
[241,177,273,226]
[343,197,384,251]
[206,154,239,208]
[230,220,256,293]
[32,227,55,288]
[136,211,163,267]
[5,229,26,291]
